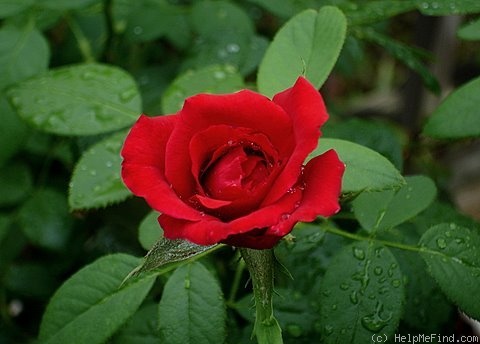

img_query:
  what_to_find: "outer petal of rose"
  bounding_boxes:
[159,188,302,246]
[165,90,294,198]
[291,149,344,220]
[264,77,328,204]
[121,114,204,221]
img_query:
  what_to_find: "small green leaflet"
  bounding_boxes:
[458,17,480,41]
[416,0,480,15]
[138,211,163,251]
[112,303,160,344]
[423,76,480,138]
[8,63,141,136]
[0,24,49,90]
[125,238,219,281]
[257,6,347,97]
[162,65,245,114]
[19,188,73,251]
[318,241,405,343]
[39,254,155,344]
[312,138,405,194]
[353,175,437,232]
[420,223,480,319]
[69,130,131,210]
[158,262,226,344]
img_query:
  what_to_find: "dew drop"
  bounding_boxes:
[89,170,97,176]
[286,324,303,337]
[133,26,143,35]
[374,267,383,276]
[214,70,226,79]
[436,237,447,249]
[82,71,95,80]
[353,247,366,260]
[226,43,240,53]
[340,283,350,291]
[324,325,334,335]
[120,88,137,103]
[106,161,113,168]
[361,302,392,333]
[281,213,291,221]
[350,290,359,304]
[391,279,401,288]
[331,304,337,310]
[217,49,228,59]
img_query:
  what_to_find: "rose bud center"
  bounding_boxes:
[202,144,270,200]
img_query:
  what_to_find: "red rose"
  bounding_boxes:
[121,77,344,249]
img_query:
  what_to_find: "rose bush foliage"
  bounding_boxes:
[121,77,344,249]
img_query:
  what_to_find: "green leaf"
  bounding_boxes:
[423,76,480,138]
[185,1,254,71]
[113,0,189,44]
[18,188,73,251]
[419,223,480,319]
[0,96,28,167]
[37,0,99,10]
[357,27,440,93]
[138,211,163,251]
[312,138,405,194]
[39,254,155,344]
[69,130,131,210]
[158,262,226,344]
[318,241,405,343]
[257,7,347,97]
[162,65,245,114]
[0,162,32,207]
[393,247,451,331]
[112,303,160,344]
[5,263,58,298]
[458,17,480,41]
[323,118,405,170]
[416,0,480,15]
[353,175,437,232]
[7,63,141,136]
[0,0,34,19]
[0,24,49,90]
[246,0,297,18]
[126,238,219,280]
[343,1,416,25]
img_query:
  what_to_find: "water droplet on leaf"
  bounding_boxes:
[436,237,447,249]
[353,247,365,260]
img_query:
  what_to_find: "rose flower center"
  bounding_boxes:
[202,144,270,200]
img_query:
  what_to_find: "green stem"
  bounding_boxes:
[323,224,427,254]
[66,13,95,63]
[228,255,245,304]
[239,248,283,344]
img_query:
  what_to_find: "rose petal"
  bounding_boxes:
[264,77,329,204]
[292,149,345,220]
[121,114,204,221]
[165,90,294,199]
[160,188,302,247]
